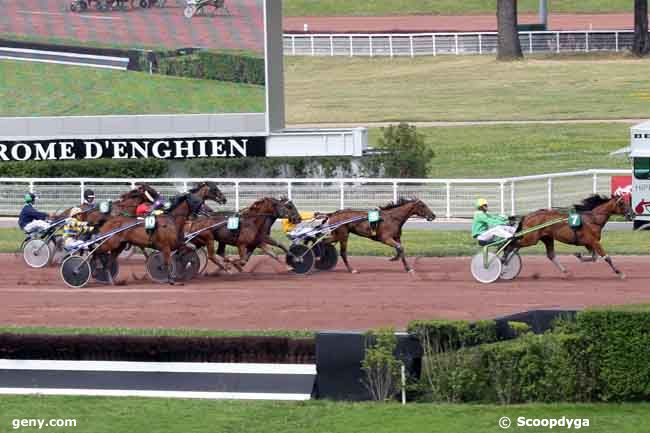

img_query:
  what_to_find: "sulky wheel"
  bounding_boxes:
[172,249,200,281]
[70,2,78,11]
[500,251,522,280]
[287,244,315,274]
[80,0,88,10]
[184,5,196,18]
[139,0,149,7]
[90,255,119,284]
[314,243,338,271]
[23,239,51,268]
[60,256,91,288]
[145,251,172,283]
[470,252,502,284]
[193,246,208,275]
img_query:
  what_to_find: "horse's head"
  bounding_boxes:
[280,196,302,225]
[192,182,227,205]
[137,184,160,203]
[613,193,634,221]
[412,199,436,221]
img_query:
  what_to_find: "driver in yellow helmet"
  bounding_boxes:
[63,207,93,250]
[471,198,516,243]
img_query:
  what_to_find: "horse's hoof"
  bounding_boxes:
[351,269,359,274]
[286,266,294,272]
[389,257,399,262]
[618,273,626,280]
[407,269,416,274]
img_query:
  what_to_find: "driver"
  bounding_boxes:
[19,193,53,233]
[471,198,516,243]
[82,189,96,207]
[62,207,93,251]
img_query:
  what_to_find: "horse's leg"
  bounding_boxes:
[219,241,244,272]
[260,237,294,271]
[542,237,568,274]
[161,247,175,284]
[592,242,625,279]
[339,235,358,274]
[389,235,402,261]
[381,237,412,273]
[575,247,597,263]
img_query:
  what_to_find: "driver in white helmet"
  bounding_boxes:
[471,198,516,243]
[62,207,93,251]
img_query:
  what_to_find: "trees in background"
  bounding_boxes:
[633,0,650,56]
[497,0,523,61]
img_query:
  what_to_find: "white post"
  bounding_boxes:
[292,35,296,56]
[593,173,598,194]
[235,182,240,210]
[585,31,589,52]
[130,181,136,189]
[500,182,505,215]
[80,181,85,203]
[478,34,483,54]
[529,32,533,54]
[556,32,560,53]
[350,36,353,56]
[615,31,619,52]
[401,364,406,406]
[330,35,334,56]
[547,178,553,209]
[339,182,345,210]
[393,182,398,203]
[310,35,315,56]
[389,35,394,57]
[287,182,292,201]
[29,181,34,193]
[182,181,188,193]
[409,35,414,57]
[511,181,516,215]
[455,34,459,55]
[369,35,373,57]
[446,182,451,219]
[432,34,437,56]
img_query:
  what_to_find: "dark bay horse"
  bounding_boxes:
[95,182,226,283]
[84,184,161,227]
[189,197,300,272]
[506,194,632,278]
[323,197,436,273]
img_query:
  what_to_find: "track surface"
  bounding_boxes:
[2,254,649,331]
[1,0,263,52]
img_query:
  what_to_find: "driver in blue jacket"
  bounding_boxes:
[19,193,52,233]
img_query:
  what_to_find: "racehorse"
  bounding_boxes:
[322,197,436,273]
[505,194,632,279]
[190,197,301,272]
[95,182,226,283]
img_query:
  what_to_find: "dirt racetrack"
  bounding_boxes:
[1,254,649,331]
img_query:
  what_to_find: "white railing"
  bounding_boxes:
[0,169,630,218]
[283,30,636,57]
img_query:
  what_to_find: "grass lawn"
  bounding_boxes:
[0,60,265,116]
[5,228,649,257]
[0,397,647,433]
[389,123,631,178]
[285,54,650,123]
[283,0,632,16]
[0,325,312,338]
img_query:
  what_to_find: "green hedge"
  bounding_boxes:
[156,51,265,85]
[0,159,168,178]
[577,310,650,401]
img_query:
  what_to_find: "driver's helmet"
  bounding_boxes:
[24,192,36,204]
[69,207,83,218]
[153,197,165,209]
[475,198,488,209]
[83,189,95,204]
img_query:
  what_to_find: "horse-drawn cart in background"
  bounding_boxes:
[21,218,67,269]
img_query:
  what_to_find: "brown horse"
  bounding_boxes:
[190,197,301,272]
[95,182,226,283]
[83,184,161,227]
[506,194,632,278]
[322,197,436,273]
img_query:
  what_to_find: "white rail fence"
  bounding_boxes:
[283,30,637,57]
[0,169,630,218]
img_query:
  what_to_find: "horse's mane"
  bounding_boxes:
[120,184,159,201]
[247,197,277,212]
[190,181,219,194]
[380,197,418,210]
[573,194,611,212]
[169,193,189,211]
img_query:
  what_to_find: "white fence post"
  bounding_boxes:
[369,35,374,57]
[409,35,414,57]
[615,31,619,52]
[547,178,553,209]
[500,182,505,215]
[339,182,345,210]
[291,35,296,56]
[235,181,240,210]
[393,182,398,203]
[529,32,533,54]
[330,35,334,56]
[349,36,353,57]
[455,34,459,55]
[389,35,394,57]
[478,34,483,55]
[310,35,315,56]
[182,181,188,193]
[446,182,451,219]
[432,34,437,56]
[29,181,34,193]
[287,181,292,201]
[585,31,589,52]
[510,181,516,215]
[593,173,598,194]
[556,32,560,53]
[80,181,85,203]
